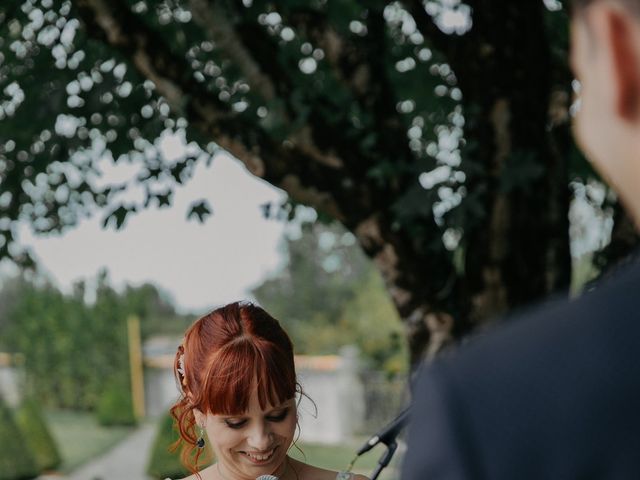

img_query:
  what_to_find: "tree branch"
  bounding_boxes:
[75,0,193,113]
[72,0,347,220]
[280,5,418,185]
[188,0,277,102]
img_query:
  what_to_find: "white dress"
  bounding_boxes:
[163,473,354,479]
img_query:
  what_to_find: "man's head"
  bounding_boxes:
[571,0,640,225]
[572,0,640,16]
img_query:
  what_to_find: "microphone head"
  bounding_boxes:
[255,476,279,480]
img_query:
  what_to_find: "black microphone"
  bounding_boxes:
[356,406,411,455]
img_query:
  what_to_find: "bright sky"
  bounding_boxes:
[11,141,289,314]
[5,145,611,315]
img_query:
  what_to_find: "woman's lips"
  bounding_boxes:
[241,446,277,464]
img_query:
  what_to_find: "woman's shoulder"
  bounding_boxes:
[335,471,369,480]
[346,474,369,480]
[288,458,369,480]
[166,464,216,480]
[164,474,199,480]
[311,468,369,480]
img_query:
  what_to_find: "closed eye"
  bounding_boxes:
[225,419,247,429]
[267,408,290,422]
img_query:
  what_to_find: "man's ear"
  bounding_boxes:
[606,7,640,120]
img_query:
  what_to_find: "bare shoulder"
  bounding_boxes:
[339,471,369,480]
[288,458,369,480]
[349,474,369,480]
[168,466,213,480]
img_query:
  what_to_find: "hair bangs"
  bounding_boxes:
[253,337,297,410]
[199,336,296,415]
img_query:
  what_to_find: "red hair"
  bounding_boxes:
[169,301,298,475]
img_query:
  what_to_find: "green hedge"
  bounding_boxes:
[146,413,189,479]
[147,413,194,479]
[96,380,137,427]
[14,399,61,472]
[0,397,38,480]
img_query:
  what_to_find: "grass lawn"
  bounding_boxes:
[44,409,135,473]
[290,440,404,480]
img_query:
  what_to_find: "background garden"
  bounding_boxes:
[0,221,408,479]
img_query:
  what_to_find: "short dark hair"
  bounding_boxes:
[571,0,640,16]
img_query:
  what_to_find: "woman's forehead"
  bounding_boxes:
[244,390,295,413]
[209,398,295,418]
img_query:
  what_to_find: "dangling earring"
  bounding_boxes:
[196,423,206,448]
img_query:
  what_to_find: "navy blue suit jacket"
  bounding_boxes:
[401,261,640,479]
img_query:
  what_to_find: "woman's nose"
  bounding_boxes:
[247,422,272,450]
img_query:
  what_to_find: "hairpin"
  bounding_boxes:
[177,347,188,392]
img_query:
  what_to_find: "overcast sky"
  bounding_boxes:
[10,144,289,314]
[5,146,611,315]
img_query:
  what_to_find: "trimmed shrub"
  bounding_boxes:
[146,413,188,479]
[147,413,193,479]
[96,381,137,427]
[0,397,38,480]
[14,399,61,472]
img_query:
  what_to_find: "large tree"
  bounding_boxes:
[1,0,637,367]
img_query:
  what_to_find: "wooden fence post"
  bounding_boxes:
[128,315,146,419]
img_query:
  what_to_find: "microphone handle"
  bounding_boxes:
[356,406,410,455]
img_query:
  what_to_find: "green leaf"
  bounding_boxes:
[102,204,138,230]
[187,200,212,223]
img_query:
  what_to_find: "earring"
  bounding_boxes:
[196,424,206,449]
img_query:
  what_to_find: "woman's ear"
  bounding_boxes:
[193,408,205,426]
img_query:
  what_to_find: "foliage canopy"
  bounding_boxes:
[2,0,638,363]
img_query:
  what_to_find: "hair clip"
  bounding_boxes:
[177,349,188,392]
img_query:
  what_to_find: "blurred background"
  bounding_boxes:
[0,149,410,479]
[0,163,409,478]
[1,0,638,479]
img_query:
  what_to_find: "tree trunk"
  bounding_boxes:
[403,2,573,364]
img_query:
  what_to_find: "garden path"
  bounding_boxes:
[39,422,157,480]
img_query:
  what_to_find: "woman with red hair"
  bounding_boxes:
[168,301,368,480]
